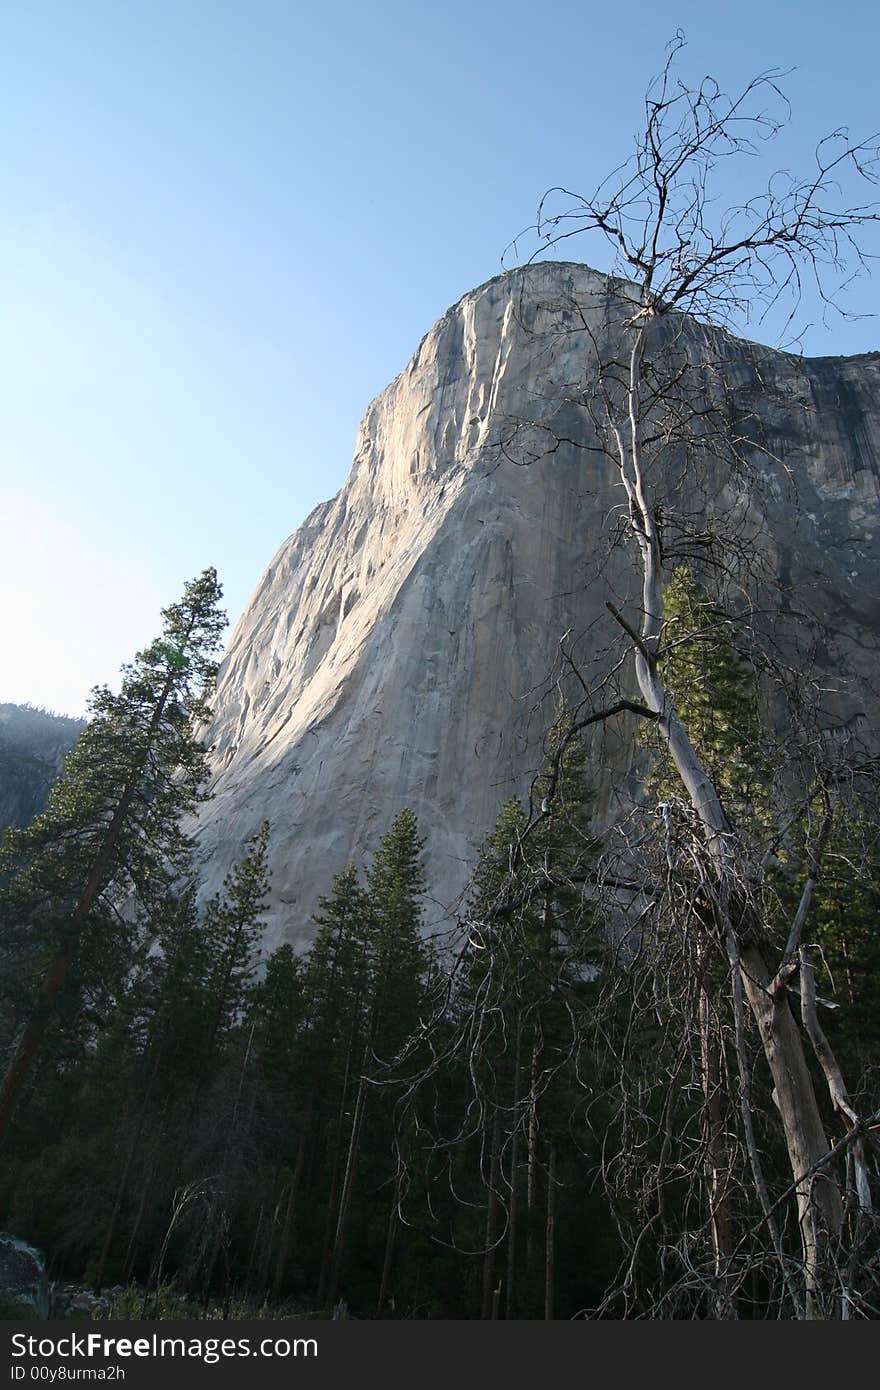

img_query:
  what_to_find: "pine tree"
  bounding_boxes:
[453,722,597,1316]
[782,811,880,1081]
[246,865,372,1303]
[301,864,372,1077]
[250,944,306,1097]
[365,808,429,1062]
[625,569,759,1309]
[325,810,430,1311]
[200,821,271,1058]
[141,885,219,1094]
[643,566,767,820]
[0,568,226,1142]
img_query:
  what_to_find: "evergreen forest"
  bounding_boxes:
[1,565,878,1321]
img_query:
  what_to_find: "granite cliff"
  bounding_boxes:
[193,262,880,951]
[0,705,85,834]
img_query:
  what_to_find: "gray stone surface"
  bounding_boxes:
[0,1233,48,1318]
[193,262,880,952]
[0,705,84,834]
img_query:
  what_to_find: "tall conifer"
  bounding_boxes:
[0,569,226,1141]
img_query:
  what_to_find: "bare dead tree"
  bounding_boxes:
[495,34,880,1318]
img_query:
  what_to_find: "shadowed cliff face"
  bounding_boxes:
[193,262,880,952]
[0,705,84,833]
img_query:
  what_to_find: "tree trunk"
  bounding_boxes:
[95,1112,145,1289]
[324,1073,368,1312]
[740,942,843,1316]
[505,1010,523,1319]
[123,1114,167,1283]
[376,1166,402,1317]
[545,1143,556,1320]
[616,326,845,1313]
[698,973,736,1317]
[317,1054,355,1306]
[272,1093,314,1303]
[96,1045,168,1288]
[259,1190,283,1293]
[481,1109,502,1320]
[525,1041,540,1288]
[244,1203,264,1299]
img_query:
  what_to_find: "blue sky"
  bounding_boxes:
[2,0,879,715]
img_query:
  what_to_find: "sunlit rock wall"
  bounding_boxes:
[193,263,880,951]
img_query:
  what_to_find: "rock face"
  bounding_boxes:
[0,705,84,834]
[0,1233,49,1318]
[194,262,880,952]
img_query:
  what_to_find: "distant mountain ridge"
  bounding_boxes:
[0,704,84,833]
